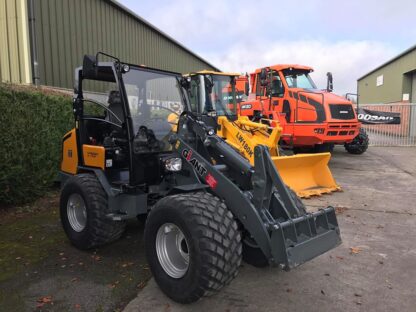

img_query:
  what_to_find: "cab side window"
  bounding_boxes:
[270,71,284,97]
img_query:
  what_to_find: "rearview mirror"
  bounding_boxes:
[245,81,249,96]
[82,54,98,80]
[260,68,268,86]
[326,72,333,92]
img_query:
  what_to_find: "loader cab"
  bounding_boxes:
[69,54,185,187]
[185,72,238,120]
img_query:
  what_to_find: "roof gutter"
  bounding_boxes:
[28,0,40,86]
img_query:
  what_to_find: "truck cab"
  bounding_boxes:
[239,65,361,151]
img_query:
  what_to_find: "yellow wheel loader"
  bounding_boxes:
[182,71,340,198]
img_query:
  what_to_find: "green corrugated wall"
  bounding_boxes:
[0,0,32,84]
[32,0,217,89]
[357,49,416,104]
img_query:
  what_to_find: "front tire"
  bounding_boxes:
[144,192,242,303]
[60,173,126,250]
[344,128,369,154]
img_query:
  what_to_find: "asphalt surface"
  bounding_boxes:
[123,146,416,312]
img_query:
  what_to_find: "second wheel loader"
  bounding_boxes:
[59,53,341,303]
[182,71,340,198]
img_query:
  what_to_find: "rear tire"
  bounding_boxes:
[60,173,126,250]
[242,187,306,267]
[144,192,242,303]
[344,128,369,154]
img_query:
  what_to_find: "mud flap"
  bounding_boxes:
[272,153,341,198]
[270,206,341,269]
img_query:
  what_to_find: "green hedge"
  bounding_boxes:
[0,84,74,205]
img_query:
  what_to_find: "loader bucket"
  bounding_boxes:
[272,152,341,198]
[271,206,341,269]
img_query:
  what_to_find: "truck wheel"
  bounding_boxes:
[344,128,369,154]
[60,173,126,250]
[242,188,306,267]
[144,192,242,303]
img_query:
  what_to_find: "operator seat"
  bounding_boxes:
[107,90,125,124]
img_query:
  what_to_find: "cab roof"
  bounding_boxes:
[185,70,242,77]
[254,64,314,73]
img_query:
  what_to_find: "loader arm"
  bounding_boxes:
[216,115,281,162]
[174,112,341,269]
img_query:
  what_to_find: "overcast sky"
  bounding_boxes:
[118,0,416,94]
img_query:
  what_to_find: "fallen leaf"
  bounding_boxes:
[137,281,146,289]
[286,288,292,293]
[71,278,79,282]
[75,304,81,310]
[350,247,361,254]
[37,296,52,304]
[336,256,344,260]
[335,207,347,214]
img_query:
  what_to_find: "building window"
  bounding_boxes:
[376,75,384,87]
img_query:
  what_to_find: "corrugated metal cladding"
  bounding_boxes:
[32,0,218,89]
[0,0,32,84]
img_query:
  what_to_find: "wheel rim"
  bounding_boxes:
[156,223,189,279]
[67,193,87,232]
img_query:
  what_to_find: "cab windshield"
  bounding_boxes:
[283,70,317,89]
[122,67,185,137]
